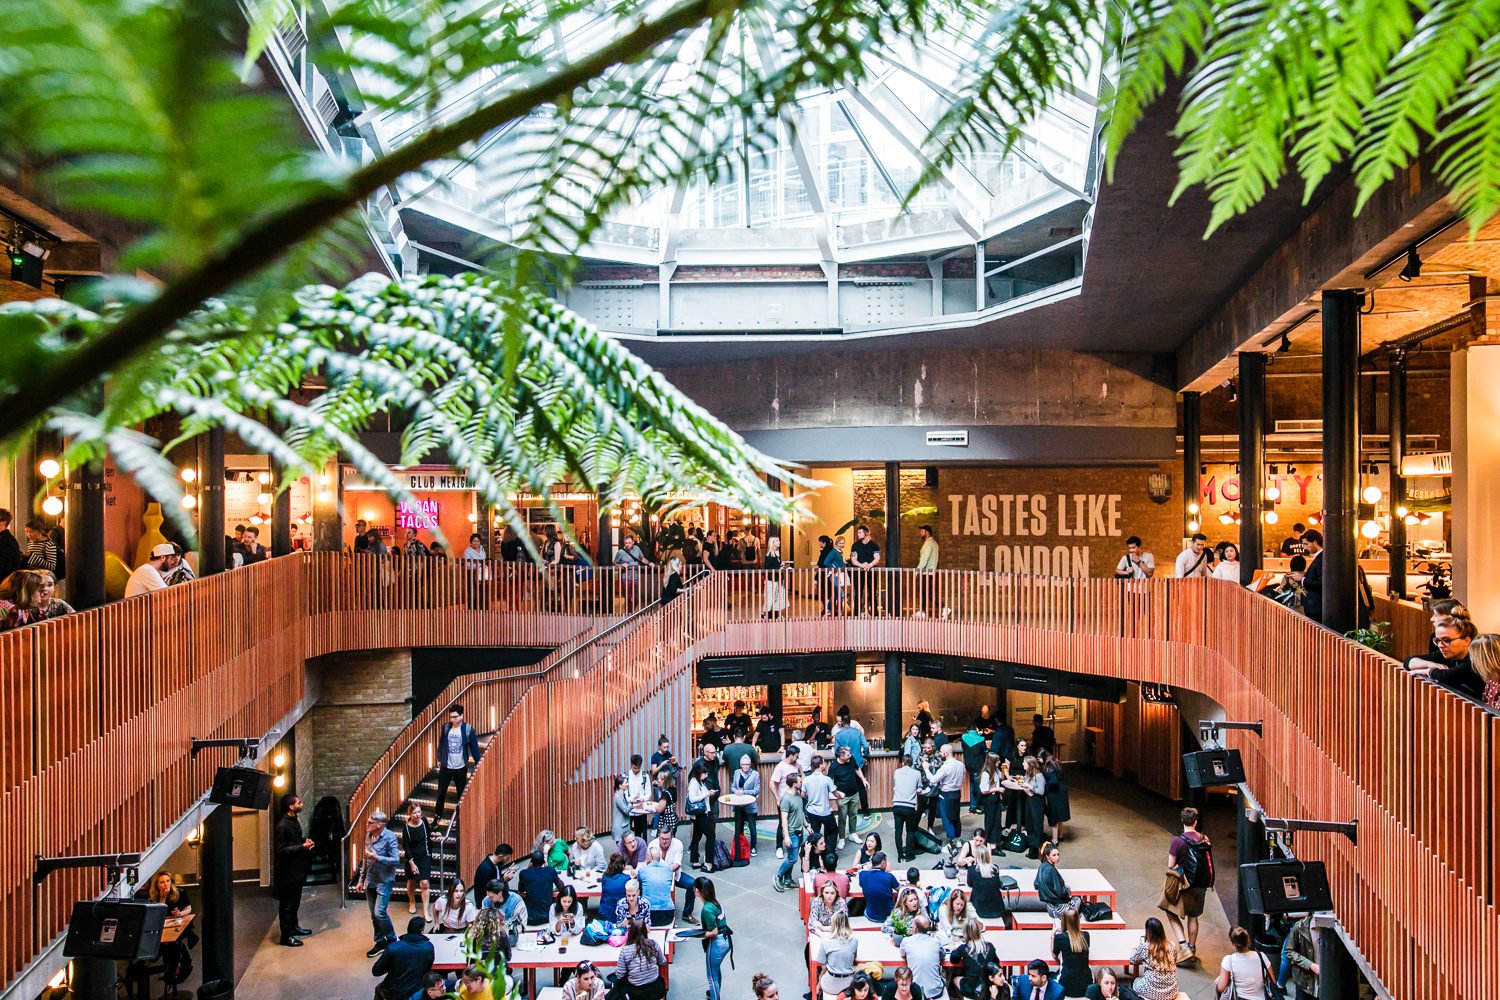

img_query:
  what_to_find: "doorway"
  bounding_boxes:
[1007,692,1085,763]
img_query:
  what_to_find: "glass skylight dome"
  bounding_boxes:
[366,9,1102,264]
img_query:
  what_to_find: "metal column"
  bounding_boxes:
[1316,926,1360,999]
[1322,290,1362,633]
[200,803,235,985]
[1183,391,1202,530]
[64,458,105,609]
[884,462,901,615]
[884,652,903,749]
[974,243,985,311]
[1238,351,1266,582]
[1388,351,1408,600]
[199,427,226,573]
[72,958,117,1000]
[1235,792,1266,935]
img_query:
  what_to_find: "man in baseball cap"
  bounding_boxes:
[125,542,179,598]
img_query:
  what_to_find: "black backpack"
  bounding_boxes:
[1178,836,1214,889]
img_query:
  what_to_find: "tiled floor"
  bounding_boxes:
[233,772,1237,1000]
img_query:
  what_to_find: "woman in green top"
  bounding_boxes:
[695,877,731,1000]
[534,829,570,871]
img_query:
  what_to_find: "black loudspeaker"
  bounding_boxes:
[63,901,167,960]
[1240,860,1334,914]
[925,467,939,488]
[210,765,274,809]
[1183,748,1245,788]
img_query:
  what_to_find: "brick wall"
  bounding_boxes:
[845,464,1185,576]
[308,648,413,813]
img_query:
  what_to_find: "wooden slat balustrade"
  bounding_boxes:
[1,558,1494,1000]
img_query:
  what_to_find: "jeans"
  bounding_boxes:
[939,791,961,840]
[733,806,759,849]
[778,832,803,881]
[366,880,395,943]
[892,806,920,859]
[676,870,698,916]
[705,934,731,1000]
[434,766,468,817]
[966,770,981,811]
[835,795,860,840]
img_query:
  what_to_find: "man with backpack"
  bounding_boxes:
[1162,806,1212,963]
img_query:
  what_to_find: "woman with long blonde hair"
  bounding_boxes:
[1466,633,1500,708]
[818,909,858,1000]
[1052,907,1091,998]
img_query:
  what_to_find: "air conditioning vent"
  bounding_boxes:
[1275,419,1322,433]
[278,12,307,62]
[926,430,968,447]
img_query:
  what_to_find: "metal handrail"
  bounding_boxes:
[432,569,708,887]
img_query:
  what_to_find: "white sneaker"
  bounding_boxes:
[837,838,846,850]
[776,848,785,859]
[941,607,952,619]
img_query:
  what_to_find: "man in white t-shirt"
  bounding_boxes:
[769,746,802,859]
[788,729,816,773]
[653,826,701,924]
[802,754,838,845]
[1174,533,1214,579]
[125,543,177,598]
[624,756,652,838]
[1115,536,1156,579]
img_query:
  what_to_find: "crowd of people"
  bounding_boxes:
[1400,599,1500,708]
[0,508,73,630]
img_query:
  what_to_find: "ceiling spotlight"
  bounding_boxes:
[1361,520,1382,539]
[1309,513,1321,525]
[1362,485,1383,504]
[318,489,331,502]
[1269,465,1280,476]
[41,496,63,516]
[181,468,197,484]
[1287,464,1298,475]
[1399,247,1422,281]
[1396,506,1408,517]
[181,495,197,509]
[273,753,286,768]
[272,774,287,789]
[1277,333,1291,354]
[1263,510,1279,524]
[38,459,61,479]
[467,512,478,523]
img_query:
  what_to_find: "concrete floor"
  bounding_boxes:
[232,769,1237,1000]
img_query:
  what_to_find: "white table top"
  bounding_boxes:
[809,928,1142,967]
[432,929,674,969]
[719,793,757,806]
[802,867,1115,898]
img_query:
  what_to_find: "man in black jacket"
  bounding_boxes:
[434,704,482,818]
[472,843,513,909]
[273,795,315,944]
[1299,530,1325,622]
[1035,843,1083,918]
[0,509,20,581]
[372,917,434,1000]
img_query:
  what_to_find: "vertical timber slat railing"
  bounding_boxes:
[1,560,1497,999]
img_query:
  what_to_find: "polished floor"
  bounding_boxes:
[232,771,1237,1000]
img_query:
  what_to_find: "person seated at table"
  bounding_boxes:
[1036,843,1085,920]
[1010,959,1064,1000]
[417,972,449,999]
[516,851,565,926]
[534,829,570,871]
[1085,968,1121,1000]
[550,885,585,935]
[1128,919,1181,1000]
[808,880,848,935]
[858,853,900,923]
[637,845,677,927]
[654,825,702,925]
[838,972,879,1000]
[898,916,945,1000]
[615,877,650,927]
[881,886,926,939]
[856,833,883,868]
[571,827,606,874]
[951,916,999,998]
[465,910,513,972]
[456,964,495,1000]
[965,845,1016,929]
[801,833,830,875]
[979,962,1012,1000]
[902,867,929,911]
[613,918,668,1000]
[817,910,859,1000]
[952,829,988,868]
[562,959,609,1000]
[473,844,513,910]
[599,853,632,919]
[433,880,478,931]
[1052,907,1092,1000]
[618,831,649,870]
[481,879,526,937]
[145,870,197,987]
[937,888,971,945]
[812,851,850,899]
[372,916,434,1000]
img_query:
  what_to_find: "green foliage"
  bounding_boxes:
[5,273,812,546]
[1345,621,1394,655]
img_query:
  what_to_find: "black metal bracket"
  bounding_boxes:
[34,852,142,887]
[1256,815,1359,847]
[1200,719,1264,745]
[190,737,262,760]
